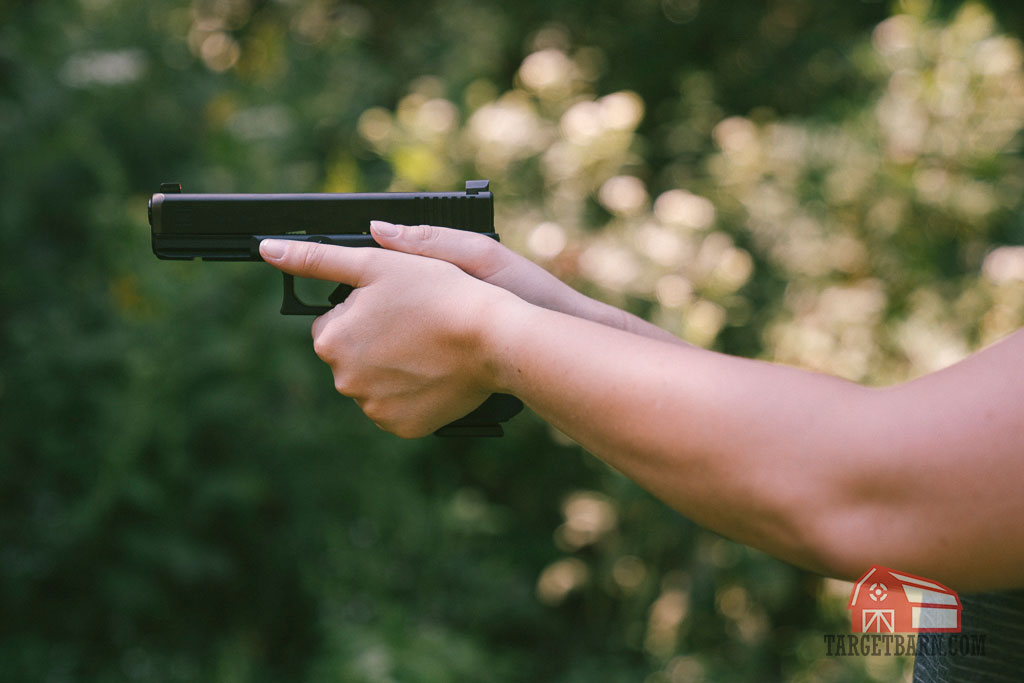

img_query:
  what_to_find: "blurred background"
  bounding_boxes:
[3,0,1024,680]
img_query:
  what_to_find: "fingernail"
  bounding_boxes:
[370,220,400,237]
[260,239,287,261]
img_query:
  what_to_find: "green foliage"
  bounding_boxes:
[3,0,1022,680]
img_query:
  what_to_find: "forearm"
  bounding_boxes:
[571,292,693,347]
[487,298,872,575]
[485,299,1024,590]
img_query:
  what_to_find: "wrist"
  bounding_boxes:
[474,287,536,396]
[573,294,620,328]
[574,290,691,347]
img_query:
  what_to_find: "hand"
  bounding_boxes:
[369,220,587,318]
[259,238,509,438]
[369,221,688,346]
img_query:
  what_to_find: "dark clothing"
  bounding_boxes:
[913,589,1024,682]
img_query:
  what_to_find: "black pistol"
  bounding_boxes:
[149,179,522,437]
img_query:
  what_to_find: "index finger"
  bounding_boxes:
[259,239,372,286]
[369,221,509,278]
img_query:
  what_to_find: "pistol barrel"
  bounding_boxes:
[150,181,494,261]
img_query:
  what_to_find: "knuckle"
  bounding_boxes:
[469,234,498,260]
[332,370,358,397]
[358,248,381,272]
[393,423,429,439]
[299,242,326,273]
[312,314,348,361]
[360,398,385,423]
[409,224,437,243]
[469,239,507,278]
[312,332,335,361]
[359,401,426,438]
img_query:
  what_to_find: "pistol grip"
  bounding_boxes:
[434,393,524,437]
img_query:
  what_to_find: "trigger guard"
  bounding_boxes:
[280,273,332,315]
[328,283,354,306]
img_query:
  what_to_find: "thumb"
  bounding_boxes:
[259,239,372,285]
[369,221,510,279]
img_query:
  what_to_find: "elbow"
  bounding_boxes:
[785,391,903,582]
[733,470,880,582]
[799,510,880,582]
[774,466,893,583]
[794,477,917,583]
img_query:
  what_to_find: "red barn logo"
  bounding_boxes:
[847,565,961,633]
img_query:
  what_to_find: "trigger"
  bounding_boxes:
[328,283,354,306]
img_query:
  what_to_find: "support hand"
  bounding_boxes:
[369,221,687,346]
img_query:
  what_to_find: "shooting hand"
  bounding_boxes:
[259,238,514,437]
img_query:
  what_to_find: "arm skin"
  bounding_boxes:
[260,225,1024,592]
